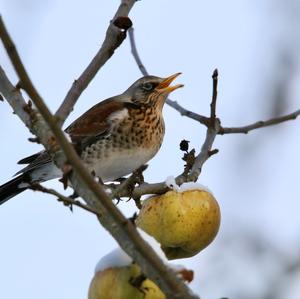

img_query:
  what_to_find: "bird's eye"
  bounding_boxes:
[142,82,154,91]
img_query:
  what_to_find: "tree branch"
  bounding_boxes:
[189,126,218,181]
[219,109,300,134]
[29,183,101,216]
[189,70,220,181]
[0,16,198,299]
[128,27,147,76]
[55,0,136,126]
[210,69,218,120]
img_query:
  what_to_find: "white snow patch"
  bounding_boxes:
[165,176,213,195]
[63,131,72,142]
[165,176,180,191]
[179,182,213,195]
[95,229,168,273]
[137,228,168,263]
[95,248,132,273]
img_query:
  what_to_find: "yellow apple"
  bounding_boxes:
[136,188,221,259]
[88,263,165,299]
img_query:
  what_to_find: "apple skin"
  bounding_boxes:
[136,189,221,259]
[88,264,165,299]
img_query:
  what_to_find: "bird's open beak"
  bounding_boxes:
[156,73,184,93]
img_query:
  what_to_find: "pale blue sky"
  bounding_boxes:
[1,1,300,299]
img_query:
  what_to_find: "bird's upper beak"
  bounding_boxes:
[155,73,184,93]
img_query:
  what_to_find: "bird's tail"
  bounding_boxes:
[0,175,28,205]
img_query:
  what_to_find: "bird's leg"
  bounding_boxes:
[58,164,73,189]
[111,165,148,207]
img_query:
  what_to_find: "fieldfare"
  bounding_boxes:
[0,73,183,204]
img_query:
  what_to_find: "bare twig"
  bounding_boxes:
[55,0,136,126]
[166,99,210,126]
[128,27,210,126]
[210,69,218,120]
[189,70,220,181]
[0,17,198,299]
[128,27,147,76]
[189,126,218,181]
[29,183,101,216]
[220,109,300,134]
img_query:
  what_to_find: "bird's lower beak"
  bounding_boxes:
[156,73,184,93]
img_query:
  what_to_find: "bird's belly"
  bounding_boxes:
[85,148,156,182]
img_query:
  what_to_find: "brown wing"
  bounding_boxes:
[65,97,126,152]
[14,98,129,175]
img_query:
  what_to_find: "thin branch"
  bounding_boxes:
[220,109,300,134]
[210,69,218,120]
[0,19,198,299]
[128,27,147,76]
[188,70,220,181]
[128,27,210,126]
[166,99,210,126]
[189,127,218,181]
[29,183,100,216]
[119,181,170,199]
[55,0,136,126]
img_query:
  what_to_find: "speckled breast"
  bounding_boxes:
[81,107,165,181]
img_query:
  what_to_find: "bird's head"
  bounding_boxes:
[123,73,183,109]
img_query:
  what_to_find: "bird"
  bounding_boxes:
[0,73,183,205]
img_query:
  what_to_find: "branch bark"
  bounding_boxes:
[189,69,220,182]
[220,109,300,134]
[0,14,198,299]
[29,183,101,216]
